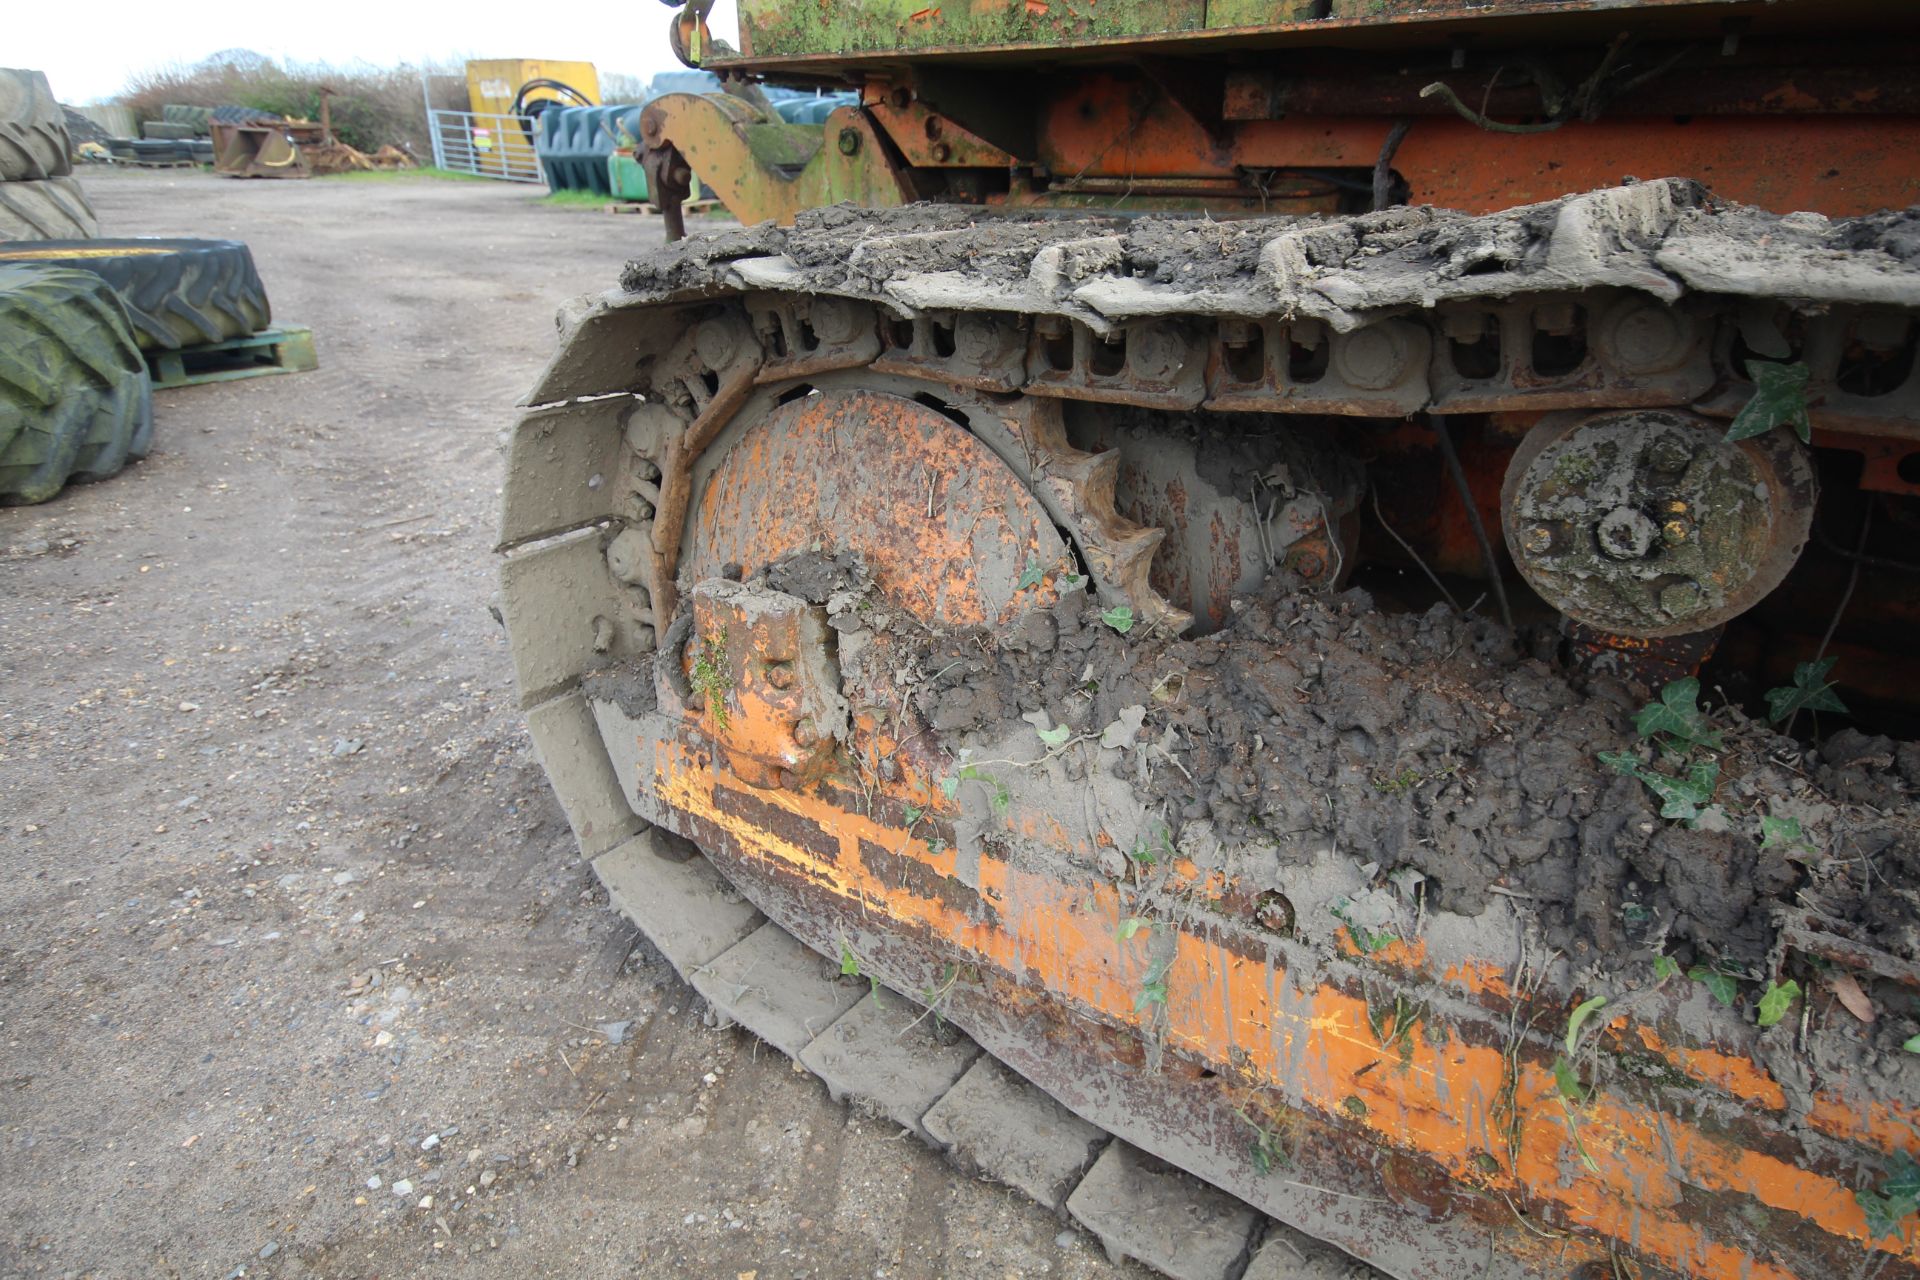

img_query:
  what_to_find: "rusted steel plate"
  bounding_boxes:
[1034,74,1920,218]
[683,388,1069,631]
[606,722,1920,1280]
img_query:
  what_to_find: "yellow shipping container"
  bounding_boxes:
[464,59,599,116]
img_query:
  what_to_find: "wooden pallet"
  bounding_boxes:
[149,325,317,390]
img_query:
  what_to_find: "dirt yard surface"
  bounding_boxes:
[0,168,1147,1280]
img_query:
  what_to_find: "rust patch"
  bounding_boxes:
[857,835,1000,927]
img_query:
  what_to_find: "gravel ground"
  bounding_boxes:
[0,167,1146,1280]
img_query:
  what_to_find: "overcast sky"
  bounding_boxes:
[15,0,741,103]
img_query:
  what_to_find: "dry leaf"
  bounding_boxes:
[1831,971,1876,1024]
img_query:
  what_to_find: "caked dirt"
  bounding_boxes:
[749,545,1920,1061]
[0,169,1149,1280]
[620,178,1920,332]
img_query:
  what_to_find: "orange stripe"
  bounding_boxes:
[653,743,1915,1276]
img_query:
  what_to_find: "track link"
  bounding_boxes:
[594,824,1370,1280]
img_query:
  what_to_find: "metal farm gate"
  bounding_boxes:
[426,110,542,183]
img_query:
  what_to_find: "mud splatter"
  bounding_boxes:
[822,557,1920,973]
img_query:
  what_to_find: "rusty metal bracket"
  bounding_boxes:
[641,140,694,242]
[681,579,848,790]
[638,91,916,231]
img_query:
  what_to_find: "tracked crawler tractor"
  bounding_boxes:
[498,3,1920,1276]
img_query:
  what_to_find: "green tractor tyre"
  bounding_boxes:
[0,238,271,350]
[0,68,72,182]
[0,177,98,242]
[0,264,153,505]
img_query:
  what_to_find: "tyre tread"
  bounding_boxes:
[0,177,98,241]
[0,68,73,181]
[0,264,151,503]
[0,238,271,349]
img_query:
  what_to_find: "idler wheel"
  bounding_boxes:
[1500,408,1816,637]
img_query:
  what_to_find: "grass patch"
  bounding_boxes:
[538,189,613,208]
[318,166,495,183]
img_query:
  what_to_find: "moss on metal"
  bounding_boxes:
[736,0,1204,60]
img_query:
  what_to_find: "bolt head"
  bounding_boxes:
[1127,325,1188,383]
[1599,299,1691,376]
[1282,545,1328,580]
[836,128,861,156]
[1662,519,1691,547]
[1523,524,1556,555]
[1333,321,1413,391]
[764,663,795,690]
[1596,506,1659,561]
[792,718,817,747]
[953,313,1013,364]
[808,297,859,346]
[1648,437,1695,474]
[1659,581,1704,616]
[606,528,653,585]
[694,320,737,372]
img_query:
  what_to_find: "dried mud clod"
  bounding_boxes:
[793,550,1918,981]
[617,178,1920,329]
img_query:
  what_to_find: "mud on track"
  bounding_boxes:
[0,169,1148,1280]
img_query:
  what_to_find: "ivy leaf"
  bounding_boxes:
[1134,952,1175,1010]
[1858,1152,1920,1241]
[1633,678,1723,751]
[1115,917,1149,941]
[1565,995,1609,1054]
[1100,605,1135,634]
[1597,749,1644,779]
[938,774,960,801]
[1346,925,1397,954]
[1017,558,1045,591]
[1638,758,1720,823]
[1036,723,1071,748]
[839,942,860,978]
[1689,965,1740,1007]
[1857,1191,1912,1242]
[1885,1151,1920,1203]
[1765,657,1847,724]
[902,804,923,825]
[1725,359,1812,445]
[1759,815,1805,850]
[1552,1054,1587,1102]
[1653,956,1681,982]
[1062,573,1085,589]
[1905,1035,1920,1054]
[1756,978,1801,1027]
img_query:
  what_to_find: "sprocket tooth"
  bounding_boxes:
[1008,397,1195,634]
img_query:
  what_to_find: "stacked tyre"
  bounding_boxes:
[159,104,214,136]
[0,264,151,504]
[0,239,274,503]
[0,239,273,350]
[0,67,96,241]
